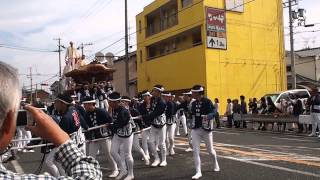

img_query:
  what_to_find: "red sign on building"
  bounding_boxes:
[206,7,227,49]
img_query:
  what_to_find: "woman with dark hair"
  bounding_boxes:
[214,98,221,128]
[258,97,267,130]
[266,96,282,131]
[293,99,305,133]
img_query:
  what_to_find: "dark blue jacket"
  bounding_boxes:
[191,97,216,129]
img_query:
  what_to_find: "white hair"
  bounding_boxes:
[0,61,21,128]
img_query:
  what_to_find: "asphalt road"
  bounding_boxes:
[3,128,320,180]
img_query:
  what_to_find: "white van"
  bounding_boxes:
[264,89,311,108]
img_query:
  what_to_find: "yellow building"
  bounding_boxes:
[136,0,286,111]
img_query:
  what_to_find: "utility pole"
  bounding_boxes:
[35,84,38,100]
[29,67,33,104]
[78,43,93,57]
[54,38,62,78]
[124,0,130,95]
[288,0,296,89]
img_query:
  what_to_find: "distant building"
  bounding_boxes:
[286,47,320,90]
[22,88,51,103]
[111,52,137,97]
[50,81,63,98]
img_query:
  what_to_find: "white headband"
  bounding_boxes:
[153,87,164,92]
[55,98,71,105]
[82,100,96,104]
[191,87,204,92]
[162,93,171,97]
[108,97,122,102]
[142,92,152,96]
[121,99,131,102]
[183,91,192,95]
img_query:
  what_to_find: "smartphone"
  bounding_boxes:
[17,110,33,126]
[17,106,47,126]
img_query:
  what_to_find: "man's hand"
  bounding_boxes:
[25,105,70,146]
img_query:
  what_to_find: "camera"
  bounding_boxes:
[16,108,46,126]
[17,110,33,126]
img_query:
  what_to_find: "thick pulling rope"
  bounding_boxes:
[10,116,148,150]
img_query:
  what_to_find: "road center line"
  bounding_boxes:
[271,137,316,142]
[174,146,320,178]
[10,160,24,174]
[174,139,320,167]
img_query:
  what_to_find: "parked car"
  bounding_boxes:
[264,89,311,109]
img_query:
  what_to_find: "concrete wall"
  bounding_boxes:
[112,54,137,97]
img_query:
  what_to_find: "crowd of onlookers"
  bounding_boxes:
[220,94,313,134]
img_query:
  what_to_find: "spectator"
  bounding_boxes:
[214,98,221,128]
[240,95,248,128]
[0,61,102,179]
[225,99,233,128]
[232,99,241,128]
[258,97,267,130]
[293,99,305,133]
[251,98,258,114]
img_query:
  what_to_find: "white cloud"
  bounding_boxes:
[0,0,153,87]
[1,0,319,88]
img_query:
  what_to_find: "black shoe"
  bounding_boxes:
[2,155,16,163]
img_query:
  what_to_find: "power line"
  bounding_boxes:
[90,0,258,59]
[87,38,125,59]
[60,0,114,37]
[0,44,56,53]
[23,73,59,88]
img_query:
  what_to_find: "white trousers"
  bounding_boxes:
[311,113,320,134]
[191,128,219,174]
[176,115,188,135]
[111,134,134,176]
[45,148,65,177]
[187,128,193,149]
[88,139,118,171]
[15,127,24,149]
[150,125,167,162]
[132,134,149,160]
[166,123,176,153]
[141,128,151,158]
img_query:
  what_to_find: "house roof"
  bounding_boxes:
[114,51,137,63]
[295,47,320,58]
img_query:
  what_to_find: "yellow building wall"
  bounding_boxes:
[136,0,286,113]
[136,0,206,91]
[203,0,286,112]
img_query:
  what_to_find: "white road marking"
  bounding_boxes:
[215,142,320,161]
[213,131,240,135]
[174,146,320,178]
[271,137,316,143]
[10,160,24,174]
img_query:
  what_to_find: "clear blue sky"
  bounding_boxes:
[0,0,319,88]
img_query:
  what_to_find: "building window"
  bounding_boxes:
[139,21,142,34]
[146,1,178,37]
[286,66,291,72]
[182,0,192,8]
[146,26,202,60]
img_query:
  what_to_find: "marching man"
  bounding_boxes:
[109,92,134,180]
[82,96,119,178]
[121,96,150,165]
[137,91,153,162]
[162,91,176,156]
[177,91,195,152]
[190,85,220,179]
[141,85,167,167]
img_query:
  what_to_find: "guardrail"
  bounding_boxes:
[232,113,312,124]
